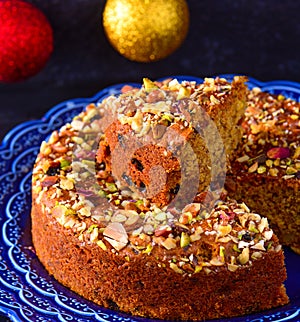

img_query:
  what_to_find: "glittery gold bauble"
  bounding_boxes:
[103,0,189,62]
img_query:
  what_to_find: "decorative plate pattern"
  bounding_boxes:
[0,75,299,322]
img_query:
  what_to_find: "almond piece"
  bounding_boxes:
[103,222,128,246]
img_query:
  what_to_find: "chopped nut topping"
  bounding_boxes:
[97,240,107,251]
[232,88,299,179]
[210,257,224,266]
[251,242,266,251]
[227,263,239,272]
[170,262,184,274]
[267,147,290,159]
[237,155,250,162]
[217,224,232,236]
[180,232,190,248]
[161,237,177,250]
[143,78,158,92]
[103,222,128,250]
[32,77,284,276]
[237,247,250,264]
[251,251,263,259]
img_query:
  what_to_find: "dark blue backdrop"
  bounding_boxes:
[0,0,299,140]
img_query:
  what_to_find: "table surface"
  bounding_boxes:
[0,1,299,321]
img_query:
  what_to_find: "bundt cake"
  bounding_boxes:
[31,77,289,320]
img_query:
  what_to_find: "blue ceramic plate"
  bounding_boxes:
[0,75,299,322]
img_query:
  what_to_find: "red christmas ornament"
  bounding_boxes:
[0,0,53,83]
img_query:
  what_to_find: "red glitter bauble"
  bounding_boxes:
[0,0,53,83]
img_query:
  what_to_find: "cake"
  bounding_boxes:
[226,87,300,254]
[31,77,289,321]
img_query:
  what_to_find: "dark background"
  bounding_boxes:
[0,0,299,143]
[0,1,299,321]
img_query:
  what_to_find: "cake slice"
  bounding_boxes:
[97,76,247,207]
[226,87,300,253]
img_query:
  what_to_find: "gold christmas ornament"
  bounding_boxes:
[103,0,189,62]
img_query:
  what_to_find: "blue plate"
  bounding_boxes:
[0,75,299,322]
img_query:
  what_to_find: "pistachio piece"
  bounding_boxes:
[97,240,107,251]
[142,244,153,254]
[90,227,99,243]
[190,226,203,242]
[286,166,298,175]
[267,147,290,159]
[203,267,212,275]
[60,177,74,190]
[257,165,266,174]
[111,213,127,223]
[170,262,184,274]
[269,168,279,176]
[124,212,140,226]
[177,86,191,100]
[248,221,259,233]
[180,232,190,248]
[106,182,118,192]
[219,246,225,261]
[143,78,158,92]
